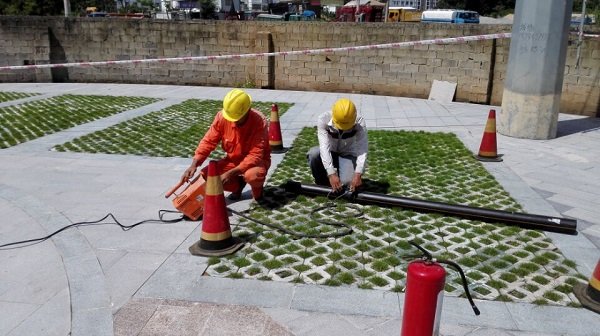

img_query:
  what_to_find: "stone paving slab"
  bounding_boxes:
[114,299,293,336]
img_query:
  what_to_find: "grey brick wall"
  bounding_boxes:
[0,16,598,116]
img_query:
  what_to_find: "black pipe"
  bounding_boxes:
[283,181,577,235]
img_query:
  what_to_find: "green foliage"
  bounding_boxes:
[0,0,62,15]
[0,0,119,15]
[199,0,217,19]
[574,0,600,13]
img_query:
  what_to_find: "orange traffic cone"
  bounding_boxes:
[475,109,503,162]
[574,259,600,314]
[189,160,244,257]
[269,104,287,154]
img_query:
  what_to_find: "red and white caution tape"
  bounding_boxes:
[0,33,511,72]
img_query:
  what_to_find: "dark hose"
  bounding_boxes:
[283,181,577,235]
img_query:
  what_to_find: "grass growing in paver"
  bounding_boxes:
[0,91,39,103]
[36,96,586,307]
[0,94,160,149]
[54,99,293,157]
[206,127,586,307]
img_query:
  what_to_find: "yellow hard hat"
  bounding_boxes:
[332,98,357,131]
[222,89,251,122]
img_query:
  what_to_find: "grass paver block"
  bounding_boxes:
[54,99,293,157]
[0,91,39,103]
[205,127,585,307]
[0,94,160,148]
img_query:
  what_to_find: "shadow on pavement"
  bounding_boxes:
[557,117,600,137]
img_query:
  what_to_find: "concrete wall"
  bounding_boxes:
[0,16,598,116]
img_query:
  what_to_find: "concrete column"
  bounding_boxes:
[498,0,573,140]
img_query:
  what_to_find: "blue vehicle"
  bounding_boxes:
[421,9,479,24]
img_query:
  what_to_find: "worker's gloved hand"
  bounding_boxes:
[181,165,197,182]
[328,174,343,193]
[349,173,362,193]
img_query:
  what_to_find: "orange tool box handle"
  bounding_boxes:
[165,174,202,198]
[165,181,184,198]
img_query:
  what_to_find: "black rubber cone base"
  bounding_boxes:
[475,154,503,162]
[574,282,600,314]
[189,237,244,257]
[270,146,289,154]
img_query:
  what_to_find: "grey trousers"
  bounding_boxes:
[307,146,356,187]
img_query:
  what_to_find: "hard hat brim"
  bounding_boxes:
[222,109,244,122]
[333,120,354,131]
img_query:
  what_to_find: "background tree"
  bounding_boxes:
[199,0,217,19]
[0,0,118,15]
[70,0,117,15]
[138,0,157,11]
[573,0,600,12]
[0,0,63,15]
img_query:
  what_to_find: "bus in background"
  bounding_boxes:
[421,9,479,24]
[387,7,421,22]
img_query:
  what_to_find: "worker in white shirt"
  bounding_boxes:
[307,98,368,193]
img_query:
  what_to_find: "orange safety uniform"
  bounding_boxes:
[193,108,271,199]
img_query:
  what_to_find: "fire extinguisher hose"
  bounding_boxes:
[409,241,480,316]
[436,259,481,316]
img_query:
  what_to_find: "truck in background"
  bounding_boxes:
[387,7,421,22]
[421,9,479,24]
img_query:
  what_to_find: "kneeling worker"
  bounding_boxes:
[307,98,368,193]
[181,89,271,200]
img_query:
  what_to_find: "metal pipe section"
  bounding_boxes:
[283,181,577,235]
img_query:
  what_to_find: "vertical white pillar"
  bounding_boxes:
[498,0,573,140]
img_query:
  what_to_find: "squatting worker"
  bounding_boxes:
[307,98,368,193]
[181,89,271,200]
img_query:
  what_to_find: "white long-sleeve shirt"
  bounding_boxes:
[316,110,368,176]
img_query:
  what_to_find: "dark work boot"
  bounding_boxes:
[227,176,246,200]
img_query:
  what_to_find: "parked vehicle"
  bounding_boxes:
[570,13,594,26]
[87,11,109,17]
[256,9,316,22]
[256,13,285,21]
[289,10,316,21]
[421,9,479,24]
[387,7,421,22]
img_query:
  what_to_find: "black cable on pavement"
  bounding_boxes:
[1,192,361,250]
[0,210,184,250]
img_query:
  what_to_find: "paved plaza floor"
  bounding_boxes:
[0,83,599,335]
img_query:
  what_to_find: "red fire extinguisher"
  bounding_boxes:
[401,241,480,336]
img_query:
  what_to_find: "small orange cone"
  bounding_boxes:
[475,109,503,162]
[189,160,244,257]
[269,104,287,154]
[574,259,600,314]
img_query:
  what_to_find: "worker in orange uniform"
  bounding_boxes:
[307,98,368,193]
[181,89,271,200]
